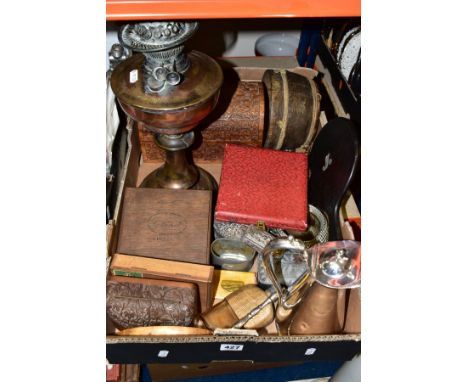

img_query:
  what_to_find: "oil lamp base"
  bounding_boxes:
[140,165,217,191]
[139,131,217,191]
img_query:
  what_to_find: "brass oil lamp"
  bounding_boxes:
[111,21,222,190]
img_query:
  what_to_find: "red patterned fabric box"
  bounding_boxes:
[215,144,308,231]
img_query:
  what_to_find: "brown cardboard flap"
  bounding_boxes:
[315,55,349,118]
[217,56,300,70]
[107,118,141,258]
[106,333,361,344]
[343,288,361,334]
[233,66,318,82]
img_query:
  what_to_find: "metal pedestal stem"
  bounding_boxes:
[140,131,217,191]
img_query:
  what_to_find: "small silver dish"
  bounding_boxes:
[210,238,256,271]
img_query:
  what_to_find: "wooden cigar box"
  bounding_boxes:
[110,253,214,313]
[117,187,212,265]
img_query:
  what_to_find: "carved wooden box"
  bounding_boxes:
[106,276,198,329]
[137,80,265,163]
[110,253,214,313]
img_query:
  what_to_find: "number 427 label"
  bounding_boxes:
[220,344,244,351]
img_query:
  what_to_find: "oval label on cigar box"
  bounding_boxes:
[220,344,244,352]
[147,213,186,239]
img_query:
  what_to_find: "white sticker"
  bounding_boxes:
[305,348,317,355]
[129,70,138,83]
[220,344,244,352]
[158,350,169,358]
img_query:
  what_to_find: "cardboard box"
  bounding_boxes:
[106,58,361,365]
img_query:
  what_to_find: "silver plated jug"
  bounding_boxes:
[263,237,361,310]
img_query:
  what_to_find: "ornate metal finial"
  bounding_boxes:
[108,43,131,71]
[119,22,199,93]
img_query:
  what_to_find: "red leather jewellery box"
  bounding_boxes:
[215,144,308,231]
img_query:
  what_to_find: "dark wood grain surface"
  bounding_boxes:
[117,187,212,264]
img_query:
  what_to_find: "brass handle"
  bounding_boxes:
[262,236,311,310]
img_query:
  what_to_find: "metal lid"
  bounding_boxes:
[119,22,198,53]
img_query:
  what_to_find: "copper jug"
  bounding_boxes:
[263,237,360,335]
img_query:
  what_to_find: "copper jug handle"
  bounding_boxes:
[262,236,312,310]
